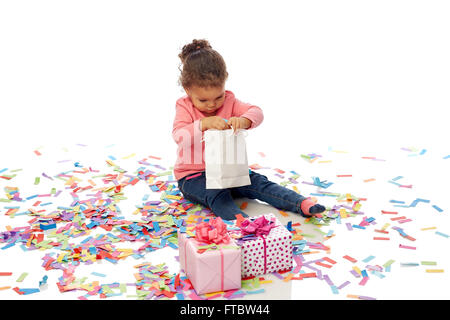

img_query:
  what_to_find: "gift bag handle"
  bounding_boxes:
[200,119,248,143]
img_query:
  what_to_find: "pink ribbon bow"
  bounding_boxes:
[240,216,276,237]
[195,217,231,245]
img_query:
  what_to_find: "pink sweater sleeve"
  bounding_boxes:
[172,100,200,138]
[232,98,264,129]
[172,100,204,166]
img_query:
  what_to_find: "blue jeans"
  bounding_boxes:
[177,170,308,220]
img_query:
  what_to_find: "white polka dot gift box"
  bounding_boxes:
[232,213,293,278]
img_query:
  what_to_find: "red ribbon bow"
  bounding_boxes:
[240,216,276,237]
[195,217,230,245]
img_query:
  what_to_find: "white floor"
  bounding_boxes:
[0,142,448,300]
[0,1,449,301]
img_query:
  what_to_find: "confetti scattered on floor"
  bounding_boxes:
[0,144,448,300]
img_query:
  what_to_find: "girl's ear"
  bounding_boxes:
[183,86,190,96]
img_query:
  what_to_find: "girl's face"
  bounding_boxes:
[185,85,226,115]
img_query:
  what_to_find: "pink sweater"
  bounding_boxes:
[172,90,264,181]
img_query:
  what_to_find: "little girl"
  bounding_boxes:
[172,39,326,220]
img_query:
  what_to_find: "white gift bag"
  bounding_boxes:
[204,129,251,189]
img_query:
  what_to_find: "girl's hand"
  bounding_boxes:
[201,116,231,131]
[228,117,252,133]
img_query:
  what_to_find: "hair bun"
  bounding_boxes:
[179,39,212,63]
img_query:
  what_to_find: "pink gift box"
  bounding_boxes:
[178,231,241,295]
[236,213,293,277]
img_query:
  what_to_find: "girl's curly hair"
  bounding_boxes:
[178,39,228,89]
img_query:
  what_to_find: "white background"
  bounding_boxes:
[0,0,449,300]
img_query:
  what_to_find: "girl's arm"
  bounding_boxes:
[172,101,202,148]
[231,97,264,130]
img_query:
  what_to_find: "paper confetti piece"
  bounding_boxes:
[383,260,395,268]
[381,210,398,215]
[235,214,245,227]
[391,216,407,221]
[91,272,106,277]
[399,244,416,250]
[352,266,362,276]
[16,273,28,282]
[435,231,449,238]
[432,205,443,212]
[362,255,375,263]
[16,288,40,295]
[358,295,376,300]
[316,262,333,268]
[188,292,203,300]
[0,272,13,276]
[337,281,350,289]
[390,200,405,204]
[244,288,265,294]
[278,210,289,217]
[330,285,339,294]
[359,277,369,286]
[400,262,419,267]
[39,275,48,287]
[300,272,317,279]
[421,261,437,266]
[322,257,337,265]
[204,291,224,298]
[381,223,390,230]
[176,293,185,300]
[122,153,136,159]
[343,255,357,263]
[259,280,273,284]
[283,273,294,282]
